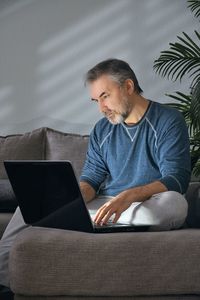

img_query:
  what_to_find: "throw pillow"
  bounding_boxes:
[45,128,89,179]
[0,127,45,179]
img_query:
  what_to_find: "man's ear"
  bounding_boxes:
[125,79,134,95]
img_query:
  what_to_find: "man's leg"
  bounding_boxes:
[87,191,188,231]
[0,207,28,287]
[120,191,188,231]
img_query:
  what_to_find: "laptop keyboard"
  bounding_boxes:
[93,220,128,229]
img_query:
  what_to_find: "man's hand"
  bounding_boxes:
[94,191,133,224]
[94,181,167,225]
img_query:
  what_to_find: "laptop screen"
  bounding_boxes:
[5,161,80,222]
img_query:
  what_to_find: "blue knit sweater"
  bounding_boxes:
[80,101,191,195]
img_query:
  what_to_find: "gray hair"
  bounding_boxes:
[85,58,143,94]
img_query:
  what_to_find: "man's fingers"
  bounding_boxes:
[95,209,113,224]
[94,206,123,225]
[94,203,115,224]
[113,212,121,223]
[101,210,115,224]
[94,205,109,223]
[93,198,127,225]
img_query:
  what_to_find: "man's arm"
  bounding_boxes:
[94,180,167,224]
[156,111,191,194]
[80,124,109,198]
[79,181,96,203]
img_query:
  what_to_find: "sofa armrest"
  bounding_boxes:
[0,180,17,213]
[9,226,200,297]
[186,182,200,228]
[0,213,13,238]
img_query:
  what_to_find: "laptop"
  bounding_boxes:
[4,160,149,233]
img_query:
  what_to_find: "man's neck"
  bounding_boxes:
[124,95,149,125]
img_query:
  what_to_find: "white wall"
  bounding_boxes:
[0,0,199,135]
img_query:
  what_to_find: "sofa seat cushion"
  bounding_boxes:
[13,295,200,300]
[45,128,89,179]
[0,179,17,212]
[0,128,45,179]
[10,227,200,297]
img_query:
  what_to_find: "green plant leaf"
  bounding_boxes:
[190,80,200,130]
[175,59,200,81]
[154,1,200,176]
[188,0,200,18]
[178,32,200,56]
[166,92,192,104]
[165,91,200,136]
[193,161,200,177]
[153,31,200,82]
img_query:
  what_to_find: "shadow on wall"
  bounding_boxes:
[0,0,196,135]
[0,0,133,135]
[36,0,132,128]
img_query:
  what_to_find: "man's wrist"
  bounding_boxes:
[79,181,96,203]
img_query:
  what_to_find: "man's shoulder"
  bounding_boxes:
[149,101,185,125]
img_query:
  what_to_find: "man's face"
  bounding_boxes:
[89,75,133,125]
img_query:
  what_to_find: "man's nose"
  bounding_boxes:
[98,99,106,112]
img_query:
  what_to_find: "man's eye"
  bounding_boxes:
[103,94,109,99]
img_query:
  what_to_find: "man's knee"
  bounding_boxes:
[147,191,188,231]
[155,190,188,218]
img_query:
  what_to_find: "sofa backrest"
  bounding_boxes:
[45,127,89,178]
[0,127,89,180]
[0,128,45,179]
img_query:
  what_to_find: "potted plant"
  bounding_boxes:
[153,0,200,177]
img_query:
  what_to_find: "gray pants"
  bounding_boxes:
[0,191,188,287]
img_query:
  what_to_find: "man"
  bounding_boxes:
[80,58,191,227]
[0,58,191,292]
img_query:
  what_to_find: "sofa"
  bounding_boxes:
[0,127,89,235]
[0,126,200,300]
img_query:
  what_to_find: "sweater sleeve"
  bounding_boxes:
[80,126,109,192]
[157,112,191,194]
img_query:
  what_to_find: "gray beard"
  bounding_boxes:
[104,96,132,125]
[107,113,125,125]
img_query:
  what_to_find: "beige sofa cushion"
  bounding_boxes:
[45,128,89,179]
[0,128,45,179]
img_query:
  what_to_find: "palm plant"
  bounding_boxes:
[153,0,200,177]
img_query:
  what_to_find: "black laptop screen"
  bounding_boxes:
[4,161,81,224]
